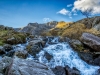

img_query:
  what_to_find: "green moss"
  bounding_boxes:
[0,30,27,45]
[76,45,84,51]
[0,40,4,46]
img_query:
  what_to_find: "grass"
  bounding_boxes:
[0,30,27,45]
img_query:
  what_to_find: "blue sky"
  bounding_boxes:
[0,0,100,28]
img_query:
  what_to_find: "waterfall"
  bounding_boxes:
[37,37,100,75]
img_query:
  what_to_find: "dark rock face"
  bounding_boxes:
[94,56,100,66]
[6,57,55,75]
[80,33,100,52]
[78,52,94,65]
[65,65,80,75]
[44,52,53,61]
[52,66,66,75]
[0,46,5,55]
[3,44,13,52]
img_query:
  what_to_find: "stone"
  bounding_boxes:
[65,65,80,75]
[44,52,53,61]
[80,33,100,52]
[0,56,12,74]
[7,37,16,45]
[3,44,13,52]
[6,57,55,75]
[14,50,28,59]
[0,46,5,55]
[69,39,84,51]
[94,56,100,66]
[51,66,66,75]
[78,52,94,65]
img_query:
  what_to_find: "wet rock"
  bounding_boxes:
[14,50,28,59]
[78,52,94,65]
[80,33,100,52]
[26,38,46,57]
[6,50,15,57]
[69,39,84,51]
[51,66,66,75]
[65,65,80,75]
[0,56,12,74]
[26,45,41,57]
[3,44,13,52]
[94,56,100,66]
[6,57,55,75]
[0,46,5,55]
[44,52,53,61]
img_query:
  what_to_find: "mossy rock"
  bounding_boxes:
[0,30,27,45]
[69,39,84,51]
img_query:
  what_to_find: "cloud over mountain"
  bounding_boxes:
[72,0,100,15]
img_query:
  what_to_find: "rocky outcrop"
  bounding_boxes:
[80,33,100,52]
[19,21,58,35]
[5,57,55,75]
[77,16,100,28]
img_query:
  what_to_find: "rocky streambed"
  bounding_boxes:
[0,35,100,75]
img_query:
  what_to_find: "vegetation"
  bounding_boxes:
[41,21,100,40]
[0,29,27,45]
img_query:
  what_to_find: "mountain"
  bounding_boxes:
[18,21,58,35]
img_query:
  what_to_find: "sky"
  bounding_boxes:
[0,0,100,28]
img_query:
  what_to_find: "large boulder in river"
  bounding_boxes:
[5,57,55,75]
[80,33,100,52]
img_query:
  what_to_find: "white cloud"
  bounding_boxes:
[67,4,72,7]
[57,8,70,15]
[72,0,100,15]
[43,18,52,22]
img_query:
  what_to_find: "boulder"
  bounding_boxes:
[65,65,80,75]
[0,56,12,74]
[3,44,13,52]
[78,52,94,65]
[6,57,55,75]
[0,46,5,55]
[94,56,100,66]
[69,39,84,51]
[80,33,100,52]
[26,38,46,57]
[44,52,53,61]
[51,66,66,75]
[14,50,28,59]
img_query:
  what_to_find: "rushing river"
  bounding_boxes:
[14,37,100,75]
[37,37,99,75]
